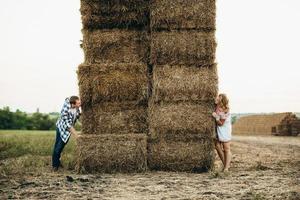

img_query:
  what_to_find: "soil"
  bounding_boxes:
[1,135,299,200]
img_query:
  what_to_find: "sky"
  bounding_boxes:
[0,0,299,113]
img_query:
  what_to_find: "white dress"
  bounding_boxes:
[217,112,232,142]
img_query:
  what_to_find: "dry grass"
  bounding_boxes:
[80,0,149,29]
[150,0,216,31]
[76,134,147,173]
[152,64,218,103]
[81,101,148,135]
[82,29,149,64]
[148,133,215,172]
[1,133,299,199]
[149,101,215,137]
[77,63,148,105]
[150,30,216,66]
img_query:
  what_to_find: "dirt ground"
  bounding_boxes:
[1,135,299,200]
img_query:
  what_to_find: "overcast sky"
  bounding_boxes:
[0,0,299,113]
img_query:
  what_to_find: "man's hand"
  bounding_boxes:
[70,127,81,138]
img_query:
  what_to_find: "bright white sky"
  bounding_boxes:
[0,0,299,113]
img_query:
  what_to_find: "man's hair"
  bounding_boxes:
[70,96,79,105]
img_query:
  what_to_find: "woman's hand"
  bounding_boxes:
[216,119,225,126]
[212,112,220,121]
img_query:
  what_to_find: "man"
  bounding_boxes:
[52,96,81,171]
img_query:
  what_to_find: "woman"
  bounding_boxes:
[212,93,232,172]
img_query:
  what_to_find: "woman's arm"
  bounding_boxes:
[216,119,225,126]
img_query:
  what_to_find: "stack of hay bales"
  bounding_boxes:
[233,113,300,136]
[272,113,300,136]
[148,0,218,172]
[76,0,150,173]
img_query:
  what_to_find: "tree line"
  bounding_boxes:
[0,107,59,130]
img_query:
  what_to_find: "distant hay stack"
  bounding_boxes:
[233,113,300,136]
[148,0,217,171]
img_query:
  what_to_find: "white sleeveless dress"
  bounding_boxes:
[217,112,232,142]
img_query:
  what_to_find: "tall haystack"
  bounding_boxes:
[77,0,218,173]
[148,0,217,171]
[77,0,150,173]
[233,113,300,136]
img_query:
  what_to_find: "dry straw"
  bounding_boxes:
[149,101,215,137]
[76,134,147,173]
[81,101,148,135]
[150,0,216,31]
[147,133,215,172]
[82,29,149,64]
[152,64,218,103]
[233,113,296,135]
[77,63,148,104]
[150,31,216,66]
[80,0,149,29]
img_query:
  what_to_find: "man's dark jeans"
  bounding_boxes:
[52,128,68,168]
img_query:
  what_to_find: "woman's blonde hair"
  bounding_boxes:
[218,93,229,112]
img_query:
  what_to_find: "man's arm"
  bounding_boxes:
[69,127,79,137]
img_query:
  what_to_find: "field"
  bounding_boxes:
[0,130,299,199]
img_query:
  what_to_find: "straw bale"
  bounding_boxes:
[82,29,149,64]
[152,64,218,102]
[149,101,215,137]
[80,0,149,29]
[76,134,147,173]
[81,101,148,134]
[233,113,294,135]
[150,31,216,66]
[148,133,215,172]
[77,63,148,104]
[150,0,216,31]
[77,64,92,106]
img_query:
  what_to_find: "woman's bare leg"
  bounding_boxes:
[222,142,232,171]
[215,140,225,165]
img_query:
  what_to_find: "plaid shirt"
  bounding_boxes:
[56,97,81,143]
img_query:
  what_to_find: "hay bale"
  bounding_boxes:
[77,64,92,106]
[81,101,148,134]
[233,113,296,135]
[82,29,149,64]
[152,64,218,102]
[149,101,215,137]
[150,31,216,66]
[80,0,149,29]
[77,63,148,104]
[148,133,215,172]
[76,134,147,173]
[150,0,216,31]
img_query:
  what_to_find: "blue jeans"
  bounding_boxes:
[52,128,68,168]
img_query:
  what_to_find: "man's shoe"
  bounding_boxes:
[53,167,59,172]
